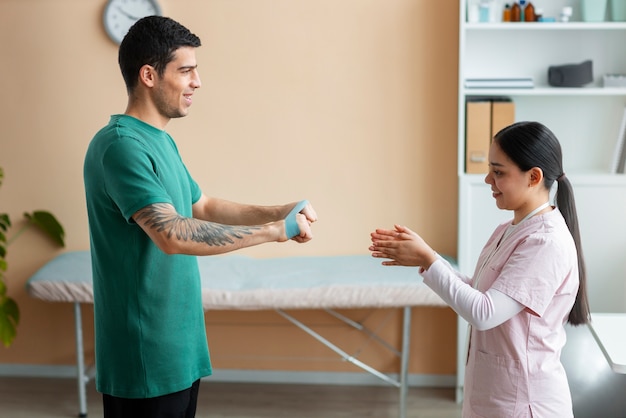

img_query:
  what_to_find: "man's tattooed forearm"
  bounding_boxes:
[135,204,259,246]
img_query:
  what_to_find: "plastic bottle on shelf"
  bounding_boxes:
[524,1,535,21]
[560,6,573,22]
[479,0,491,22]
[519,0,526,21]
[510,1,521,21]
[502,3,511,21]
[467,0,480,22]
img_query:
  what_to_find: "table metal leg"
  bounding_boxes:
[275,307,413,418]
[74,302,88,418]
[399,307,411,418]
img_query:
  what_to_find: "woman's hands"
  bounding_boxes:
[369,224,437,270]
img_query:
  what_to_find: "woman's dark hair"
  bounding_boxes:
[493,121,590,325]
[118,16,201,94]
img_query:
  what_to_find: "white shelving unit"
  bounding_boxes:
[456,0,626,402]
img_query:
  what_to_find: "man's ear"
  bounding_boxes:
[138,64,157,88]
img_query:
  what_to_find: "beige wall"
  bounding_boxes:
[0,0,459,376]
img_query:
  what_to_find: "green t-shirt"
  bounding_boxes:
[83,114,212,398]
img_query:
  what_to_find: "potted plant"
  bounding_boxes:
[0,166,65,347]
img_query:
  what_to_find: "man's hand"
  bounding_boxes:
[284,200,317,242]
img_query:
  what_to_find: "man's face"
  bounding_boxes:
[152,46,201,120]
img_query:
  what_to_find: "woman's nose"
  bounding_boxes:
[484,172,492,184]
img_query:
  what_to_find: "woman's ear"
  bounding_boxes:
[529,167,544,187]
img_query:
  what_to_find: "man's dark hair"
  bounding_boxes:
[118,16,201,93]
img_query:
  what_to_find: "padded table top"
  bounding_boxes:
[26,251,446,310]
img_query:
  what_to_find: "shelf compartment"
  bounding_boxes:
[462,30,626,86]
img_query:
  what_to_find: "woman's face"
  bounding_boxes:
[484,141,533,213]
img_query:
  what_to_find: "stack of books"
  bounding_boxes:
[464,77,534,89]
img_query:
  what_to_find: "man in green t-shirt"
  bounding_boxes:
[83,16,317,418]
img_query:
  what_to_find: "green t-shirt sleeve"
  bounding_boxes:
[102,139,174,222]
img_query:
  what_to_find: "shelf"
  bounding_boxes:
[464,22,626,30]
[463,87,626,97]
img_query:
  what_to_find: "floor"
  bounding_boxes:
[0,376,462,418]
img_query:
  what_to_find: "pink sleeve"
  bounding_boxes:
[490,235,576,317]
[422,259,524,330]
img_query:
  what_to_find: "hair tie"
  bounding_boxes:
[557,172,566,182]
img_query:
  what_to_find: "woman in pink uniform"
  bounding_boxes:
[369,121,590,418]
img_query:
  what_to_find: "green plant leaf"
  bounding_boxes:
[0,296,19,347]
[23,211,65,247]
[1,167,65,347]
[0,213,10,232]
[0,298,20,347]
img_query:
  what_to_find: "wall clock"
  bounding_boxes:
[103,0,162,44]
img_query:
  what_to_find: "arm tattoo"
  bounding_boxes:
[135,203,259,247]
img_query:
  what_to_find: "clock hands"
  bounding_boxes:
[104,0,161,44]
[116,6,142,21]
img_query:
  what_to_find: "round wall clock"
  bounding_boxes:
[103,0,162,44]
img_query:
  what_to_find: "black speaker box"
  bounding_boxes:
[548,60,593,87]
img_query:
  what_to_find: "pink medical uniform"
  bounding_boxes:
[424,208,579,418]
